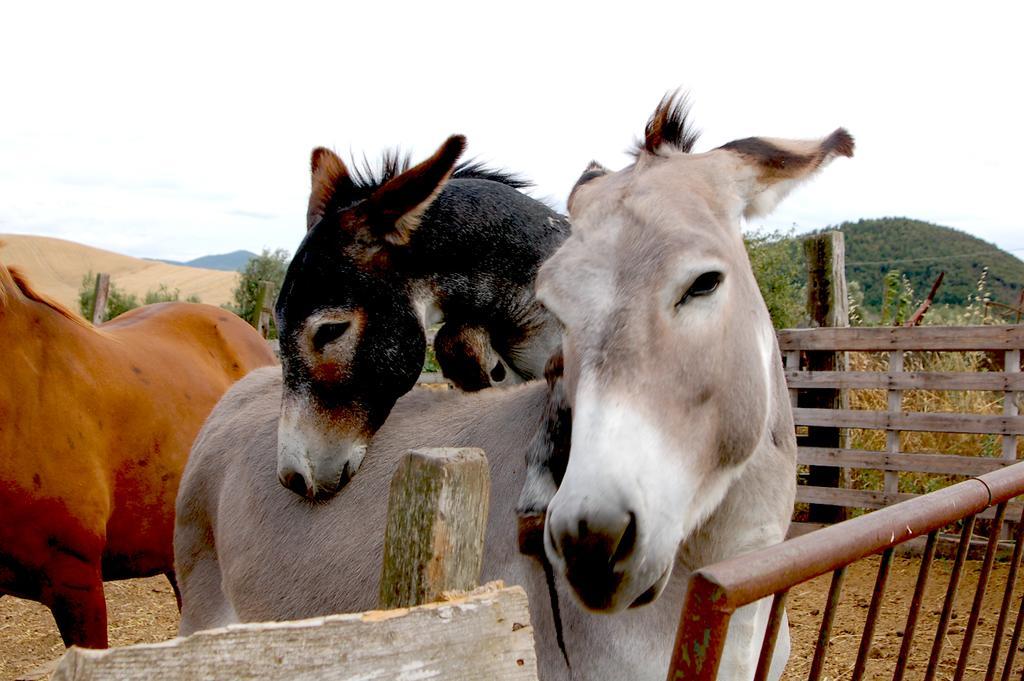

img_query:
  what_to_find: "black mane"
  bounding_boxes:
[452,160,532,189]
[345,149,531,199]
[632,90,701,157]
[349,148,412,196]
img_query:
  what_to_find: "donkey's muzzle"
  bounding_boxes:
[278,460,353,501]
[546,505,637,611]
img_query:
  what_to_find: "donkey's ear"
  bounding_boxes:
[367,135,466,246]
[718,129,854,219]
[307,147,354,231]
[567,160,609,214]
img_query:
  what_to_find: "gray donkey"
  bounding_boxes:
[175,93,853,680]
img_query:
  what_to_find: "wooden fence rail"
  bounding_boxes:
[782,324,1024,517]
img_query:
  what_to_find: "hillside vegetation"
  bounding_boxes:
[826,218,1024,310]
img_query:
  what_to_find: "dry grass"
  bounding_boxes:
[0,234,238,312]
[844,350,1022,496]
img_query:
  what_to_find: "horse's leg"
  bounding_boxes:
[49,567,107,648]
[717,597,789,681]
[166,571,182,611]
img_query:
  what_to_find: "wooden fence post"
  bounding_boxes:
[802,232,849,524]
[91,273,110,325]
[254,280,274,338]
[379,447,490,609]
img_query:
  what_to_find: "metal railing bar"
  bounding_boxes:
[1000,567,1024,681]
[987,505,1024,681]
[955,502,1008,681]
[808,567,846,681]
[852,547,895,681]
[753,590,789,681]
[665,573,734,681]
[925,515,977,681]
[694,467,1016,611]
[893,530,939,681]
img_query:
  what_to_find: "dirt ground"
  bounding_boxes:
[784,555,1023,681]
[1,556,1021,680]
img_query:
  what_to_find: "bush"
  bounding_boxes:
[227,248,290,338]
[745,229,805,329]
[79,272,140,322]
[79,274,202,322]
[144,284,201,305]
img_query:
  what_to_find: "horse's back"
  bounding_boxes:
[102,302,276,378]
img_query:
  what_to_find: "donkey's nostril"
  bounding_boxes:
[490,362,506,383]
[611,512,637,564]
[280,469,311,499]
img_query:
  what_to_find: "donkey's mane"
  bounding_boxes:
[632,90,701,158]
[1,261,92,328]
[452,160,532,189]
[347,150,531,198]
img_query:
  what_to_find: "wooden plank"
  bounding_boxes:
[796,486,1017,520]
[801,231,849,524]
[1005,349,1021,460]
[804,231,849,328]
[255,280,274,338]
[885,350,903,495]
[797,447,1016,476]
[51,584,538,681]
[777,325,1024,352]
[792,407,1024,436]
[785,351,800,408]
[91,273,110,325]
[784,370,1024,391]
[379,448,490,609]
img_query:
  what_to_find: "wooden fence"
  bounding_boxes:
[781,324,1024,520]
[47,448,539,681]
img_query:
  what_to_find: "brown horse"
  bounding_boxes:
[0,260,276,648]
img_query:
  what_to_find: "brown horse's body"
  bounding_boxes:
[0,263,275,648]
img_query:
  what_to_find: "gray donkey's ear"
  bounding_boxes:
[566,160,609,214]
[307,147,353,231]
[718,129,854,218]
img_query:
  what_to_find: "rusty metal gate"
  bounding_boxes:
[667,461,1024,681]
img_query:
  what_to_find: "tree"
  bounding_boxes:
[227,248,290,337]
[744,230,805,329]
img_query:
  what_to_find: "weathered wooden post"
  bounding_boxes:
[802,231,849,524]
[254,280,274,338]
[379,447,490,609]
[91,273,110,325]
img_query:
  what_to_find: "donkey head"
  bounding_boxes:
[275,136,465,500]
[539,93,853,611]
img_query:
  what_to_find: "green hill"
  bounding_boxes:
[825,218,1024,311]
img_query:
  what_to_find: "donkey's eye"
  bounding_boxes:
[677,272,723,307]
[312,322,351,352]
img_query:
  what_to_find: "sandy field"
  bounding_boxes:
[0,234,238,312]
[2,555,1021,680]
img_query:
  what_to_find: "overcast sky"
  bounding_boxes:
[1,2,1022,262]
